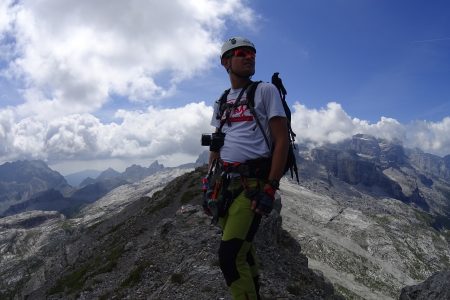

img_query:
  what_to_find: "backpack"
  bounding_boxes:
[217,72,299,183]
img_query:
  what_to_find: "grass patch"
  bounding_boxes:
[120,261,151,288]
[48,244,124,296]
[414,210,434,226]
[180,190,198,204]
[48,264,90,295]
[145,196,171,214]
[334,284,365,300]
[61,221,75,233]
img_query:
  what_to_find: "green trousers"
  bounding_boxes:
[218,178,262,300]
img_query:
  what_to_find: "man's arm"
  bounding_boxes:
[267,116,289,182]
[252,116,288,215]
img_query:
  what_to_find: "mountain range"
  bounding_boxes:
[0,159,182,217]
[0,160,72,215]
[64,169,102,187]
[0,134,449,299]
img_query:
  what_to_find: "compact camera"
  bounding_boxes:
[201,132,225,152]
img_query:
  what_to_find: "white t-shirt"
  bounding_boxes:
[211,82,286,163]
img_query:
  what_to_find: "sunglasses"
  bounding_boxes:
[230,48,256,59]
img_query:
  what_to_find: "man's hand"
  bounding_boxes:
[250,185,276,215]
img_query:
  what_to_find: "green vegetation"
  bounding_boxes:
[334,284,365,300]
[61,221,75,233]
[371,214,391,225]
[48,244,125,296]
[48,264,90,294]
[144,195,171,214]
[180,190,197,204]
[120,261,151,288]
[413,210,433,226]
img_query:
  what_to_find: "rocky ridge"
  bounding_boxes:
[284,134,450,299]
[0,167,342,299]
[399,270,450,300]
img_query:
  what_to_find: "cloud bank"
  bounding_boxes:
[1,101,450,172]
[0,0,255,118]
[0,102,213,164]
[291,102,450,156]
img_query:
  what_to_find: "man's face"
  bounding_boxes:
[222,47,256,77]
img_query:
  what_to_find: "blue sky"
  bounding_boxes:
[222,0,450,123]
[0,0,449,174]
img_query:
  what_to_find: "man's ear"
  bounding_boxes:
[221,57,231,70]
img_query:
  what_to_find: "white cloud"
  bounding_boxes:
[0,102,213,165]
[291,102,450,157]
[1,0,256,119]
[0,0,14,35]
[1,101,450,173]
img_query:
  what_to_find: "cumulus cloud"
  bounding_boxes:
[0,102,214,165]
[1,0,256,119]
[2,101,450,172]
[0,0,14,34]
[291,102,450,156]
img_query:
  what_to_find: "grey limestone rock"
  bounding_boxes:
[399,270,450,300]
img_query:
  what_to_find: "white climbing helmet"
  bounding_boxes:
[220,37,256,58]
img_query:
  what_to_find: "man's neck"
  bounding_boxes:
[230,75,252,89]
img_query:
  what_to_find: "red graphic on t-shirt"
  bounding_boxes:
[223,98,254,123]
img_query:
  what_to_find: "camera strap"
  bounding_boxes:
[219,82,253,132]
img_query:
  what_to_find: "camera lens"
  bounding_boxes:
[201,134,212,146]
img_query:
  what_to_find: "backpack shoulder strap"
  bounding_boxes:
[246,81,262,108]
[246,81,271,150]
[216,88,231,121]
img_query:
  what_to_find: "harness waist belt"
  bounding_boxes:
[220,157,271,179]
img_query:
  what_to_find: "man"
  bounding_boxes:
[207,37,289,299]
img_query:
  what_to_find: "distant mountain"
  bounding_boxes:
[3,177,129,217]
[195,150,209,165]
[96,167,121,181]
[71,177,129,204]
[176,151,209,169]
[0,160,169,218]
[78,177,96,188]
[121,161,165,182]
[3,189,68,216]
[0,160,72,215]
[64,169,102,187]
[407,148,450,181]
[87,161,166,186]
[308,134,450,218]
